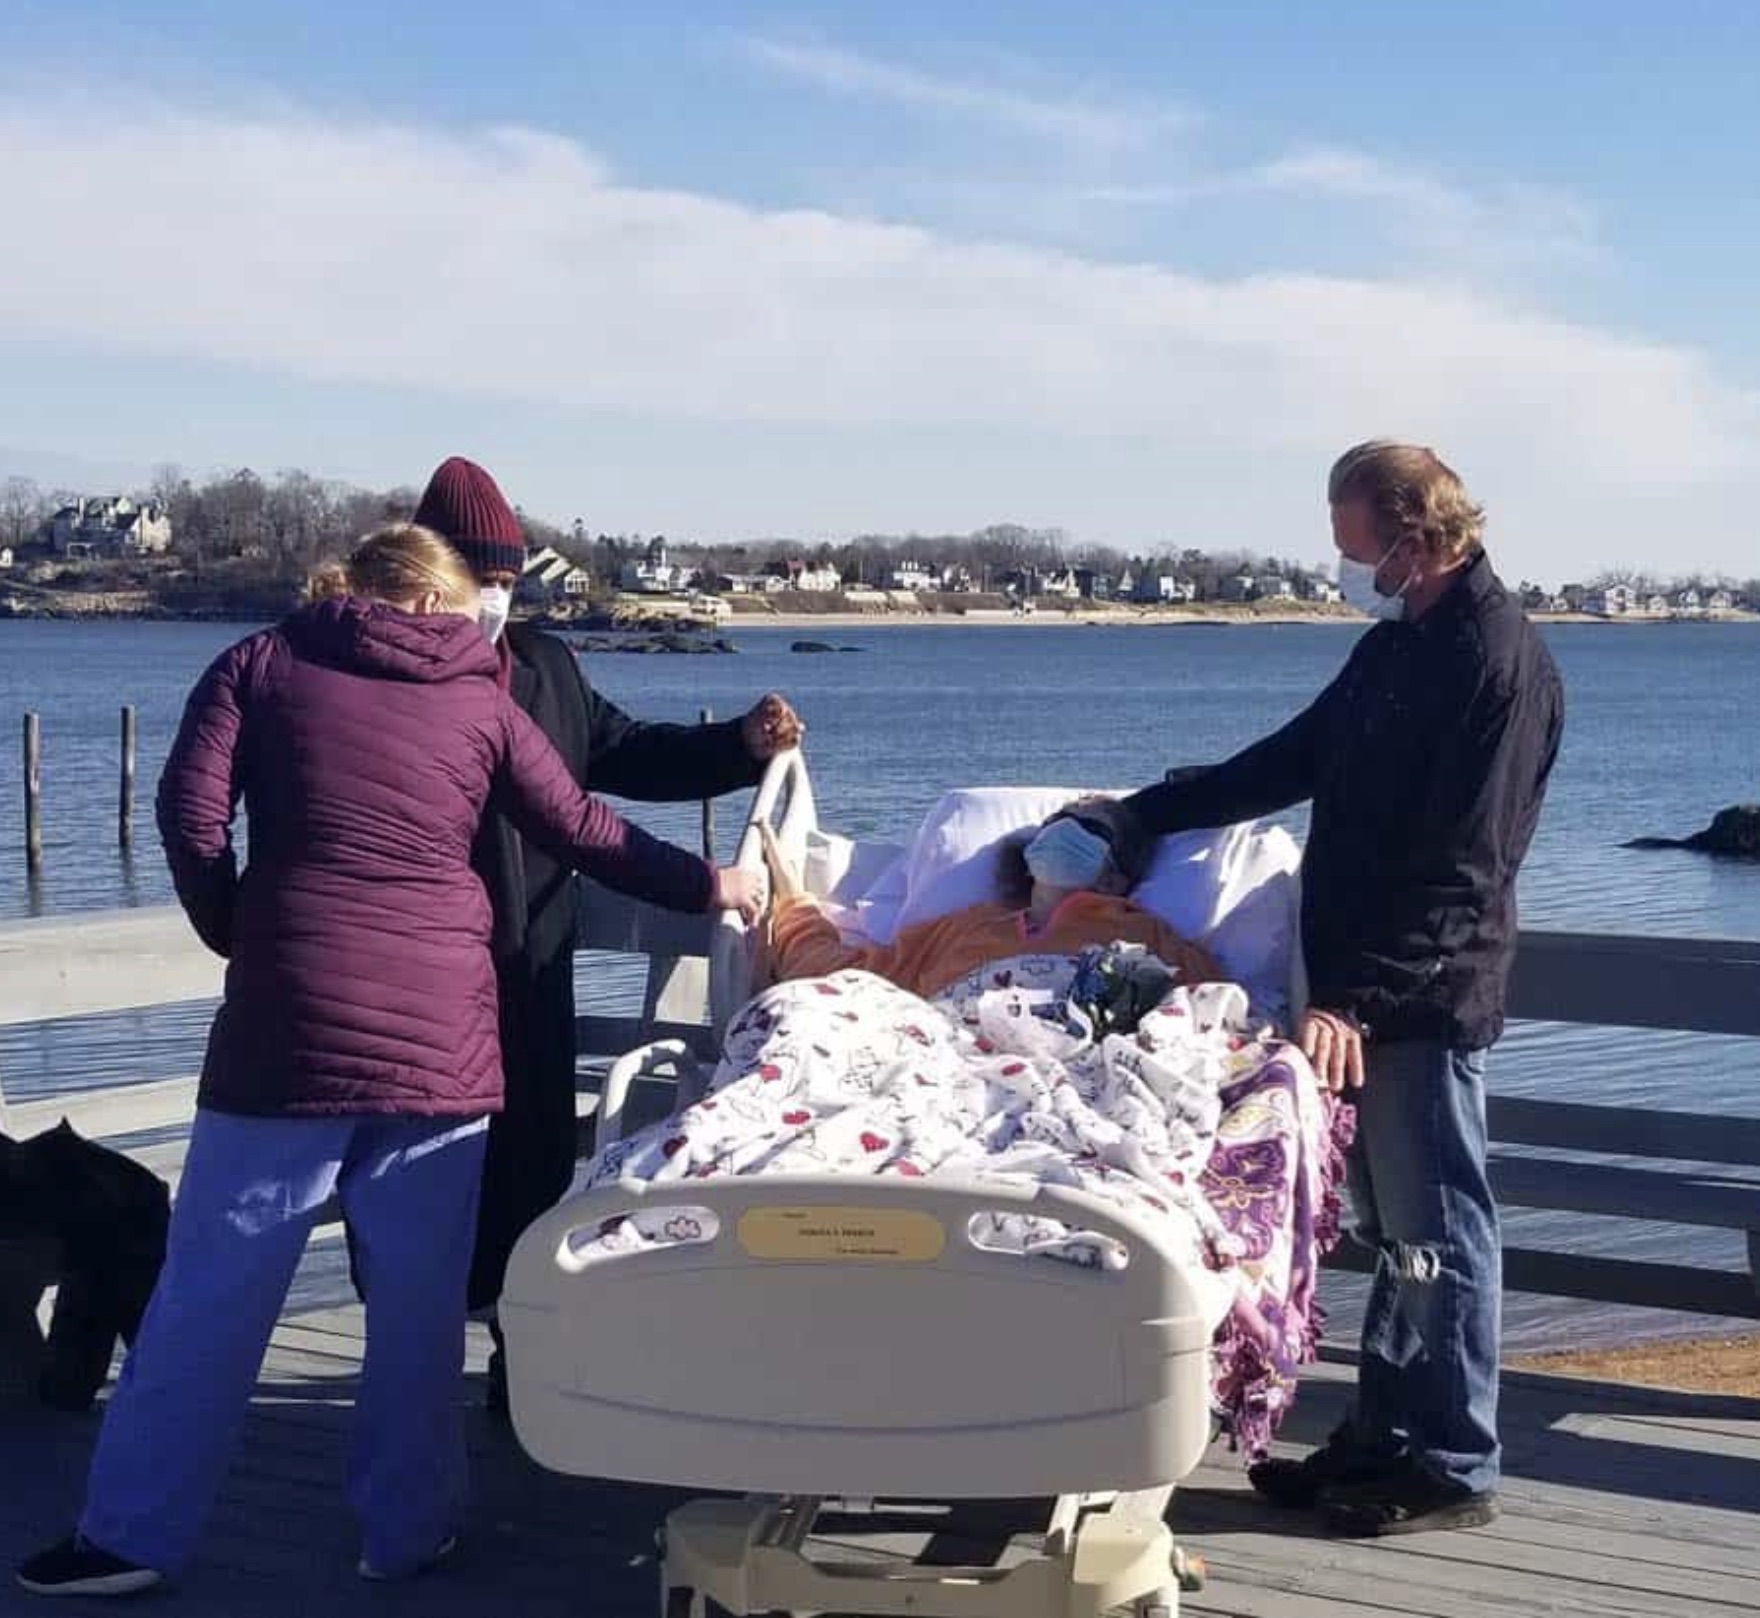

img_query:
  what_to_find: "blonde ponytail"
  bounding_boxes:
[305,561,351,603]
[305,523,478,611]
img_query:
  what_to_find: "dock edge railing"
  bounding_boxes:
[3,774,1758,1324]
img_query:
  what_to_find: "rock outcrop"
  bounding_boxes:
[574,633,736,655]
[1626,804,1760,858]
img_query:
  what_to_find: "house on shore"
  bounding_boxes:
[1131,571,1196,604]
[47,496,172,558]
[619,538,689,594]
[521,545,594,604]
[1586,584,1637,617]
[887,559,937,592]
[764,559,842,593]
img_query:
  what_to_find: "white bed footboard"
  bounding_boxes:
[501,1173,1215,1499]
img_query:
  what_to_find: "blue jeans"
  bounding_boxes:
[1343,1041,1501,1494]
[79,1109,488,1577]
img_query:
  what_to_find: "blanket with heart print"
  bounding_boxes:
[577,953,1350,1457]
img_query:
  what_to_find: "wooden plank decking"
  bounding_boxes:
[2,1307,1756,1617]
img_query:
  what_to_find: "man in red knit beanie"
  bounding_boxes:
[409,456,801,1413]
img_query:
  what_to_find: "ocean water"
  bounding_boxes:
[2,618,1757,1343]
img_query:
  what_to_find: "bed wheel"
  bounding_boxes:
[1174,1545,1208,1591]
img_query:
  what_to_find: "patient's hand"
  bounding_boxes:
[756,822,805,905]
[712,867,765,926]
[1300,1008,1365,1093]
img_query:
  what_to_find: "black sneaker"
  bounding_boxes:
[358,1533,459,1582]
[1320,1458,1499,1537]
[16,1535,163,1598]
[1248,1436,1402,1508]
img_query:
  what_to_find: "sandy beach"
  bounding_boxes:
[685,604,1760,632]
[1507,1332,1760,1397]
[716,605,1362,630]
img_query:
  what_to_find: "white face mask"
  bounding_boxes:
[478,584,512,645]
[1023,818,1112,891]
[1337,542,1415,622]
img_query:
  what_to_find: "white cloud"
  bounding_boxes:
[0,101,1755,572]
[736,35,1190,152]
[1247,144,1601,272]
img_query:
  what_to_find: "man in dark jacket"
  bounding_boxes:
[408,458,801,1410]
[1126,441,1563,1538]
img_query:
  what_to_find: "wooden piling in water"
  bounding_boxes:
[119,704,136,850]
[700,706,715,861]
[23,713,41,868]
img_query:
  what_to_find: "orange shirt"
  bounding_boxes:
[767,889,1219,1000]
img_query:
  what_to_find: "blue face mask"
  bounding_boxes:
[1023,818,1112,891]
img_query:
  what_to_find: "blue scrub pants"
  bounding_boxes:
[77,1109,488,1578]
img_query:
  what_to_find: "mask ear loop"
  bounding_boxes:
[1373,534,1420,602]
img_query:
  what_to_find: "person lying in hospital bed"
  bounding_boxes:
[758,796,1220,999]
[578,796,1348,1458]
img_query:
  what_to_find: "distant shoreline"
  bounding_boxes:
[713,607,1359,630]
[666,607,1760,631]
[4,593,1756,632]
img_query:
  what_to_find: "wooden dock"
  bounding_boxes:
[2,1309,1756,1616]
[4,851,1759,1616]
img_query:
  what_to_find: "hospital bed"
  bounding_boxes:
[503,751,1305,1617]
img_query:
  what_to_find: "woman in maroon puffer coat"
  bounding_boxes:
[18,525,760,1600]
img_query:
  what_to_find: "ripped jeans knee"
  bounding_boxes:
[1380,1240,1443,1285]
[1347,1215,1444,1285]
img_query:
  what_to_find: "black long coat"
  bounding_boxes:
[466,624,760,1310]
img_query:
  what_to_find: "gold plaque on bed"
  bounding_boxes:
[737,1206,947,1263]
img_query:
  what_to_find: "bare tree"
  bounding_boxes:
[0,475,47,548]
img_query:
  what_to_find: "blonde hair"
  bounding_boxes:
[306,523,478,611]
[1328,440,1486,564]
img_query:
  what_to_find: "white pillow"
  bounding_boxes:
[890,786,1100,938]
[871,786,1302,1001]
[1133,823,1302,1004]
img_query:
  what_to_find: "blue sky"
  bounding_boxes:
[2,0,1758,579]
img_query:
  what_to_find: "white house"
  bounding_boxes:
[1674,588,1703,614]
[0,546,13,569]
[940,565,976,593]
[795,562,841,593]
[1300,575,1343,604]
[1221,574,1257,603]
[1645,593,1670,616]
[619,538,681,594]
[888,560,937,592]
[1256,574,1296,601]
[1708,589,1735,612]
[522,545,593,601]
[48,496,172,557]
[1587,584,1637,616]
[1133,572,1195,603]
[764,559,842,592]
